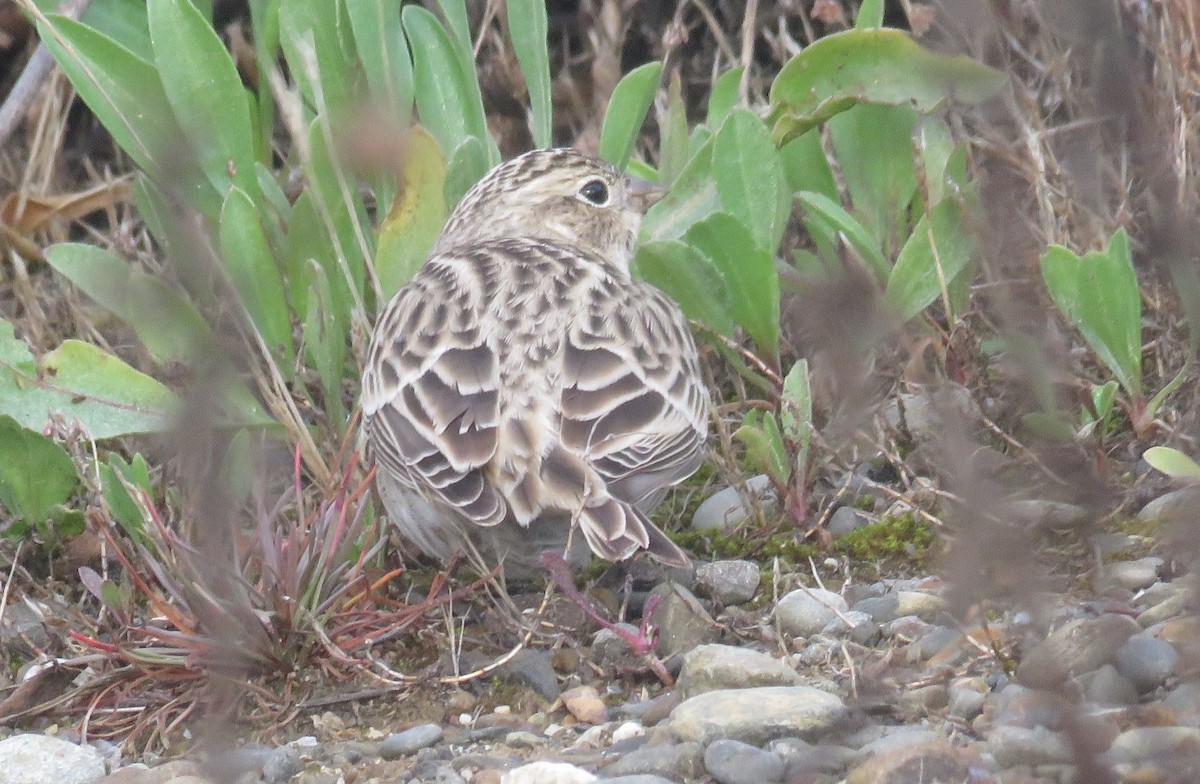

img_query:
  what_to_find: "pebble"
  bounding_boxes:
[989,725,1075,768]
[1137,486,1200,522]
[599,776,681,784]
[1016,614,1140,689]
[646,582,719,658]
[1115,634,1178,692]
[845,738,981,784]
[668,686,847,745]
[851,594,899,623]
[1104,726,1200,765]
[499,760,596,783]
[0,734,106,784]
[693,560,761,605]
[599,740,703,780]
[947,677,988,721]
[379,724,444,758]
[827,506,871,537]
[1008,499,1090,528]
[503,649,562,701]
[676,644,801,699]
[593,624,642,664]
[562,685,608,724]
[775,588,849,637]
[893,590,947,621]
[1102,558,1163,592]
[691,475,778,531]
[1081,664,1139,705]
[703,738,785,784]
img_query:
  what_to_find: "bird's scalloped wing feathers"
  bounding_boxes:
[362,266,506,526]
[559,285,709,507]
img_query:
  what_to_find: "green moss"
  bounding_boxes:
[833,512,932,564]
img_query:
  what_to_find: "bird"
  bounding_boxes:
[360,148,709,577]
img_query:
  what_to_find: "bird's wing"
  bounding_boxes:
[361,257,506,526]
[559,279,709,508]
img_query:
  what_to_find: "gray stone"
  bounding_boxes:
[691,475,777,531]
[1081,664,1139,705]
[379,724,444,758]
[820,611,878,643]
[947,677,988,722]
[0,735,105,784]
[775,588,848,638]
[827,506,871,538]
[881,386,978,436]
[845,737,982,784]
[677,644,801,700]
[647,582,719,658]
[988,725,1075,768]
[1016,614,1140,689]
[990,684,1064,730]
[694,560,761,605]
[500,760,596,783]
[1104,726,1200,765]
[893,591,947,622]
[668,686,847,745]
[1138,487,1200,523]
[502,649,561,701]
[1009,499,1090,529]
[1138,586,1190,627]
[260,747,303,784]
[1164,681,1200,719]
[593,624,641,665]
[1115,634,1178,692]
[1102,558,1163,592]
[853,727,943,758]
[851,594,898,624]
[600,741,702,780]
[703,739,785,784]
[770,739,854,775]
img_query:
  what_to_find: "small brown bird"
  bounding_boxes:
[361,148,709,575]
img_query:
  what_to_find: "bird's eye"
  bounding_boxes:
[579,179,610,206]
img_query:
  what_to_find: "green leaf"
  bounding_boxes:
[634,240,734,337]
[45,243,213,365]
[403,5,492,168]
[148,0,258,199]
[685,213,780,363]
[706,67,743,129]
[780,129,837,202]
[376,127,447,296]
[855,0,884,27]
[99,462,147,540]
[600,61,662,169]
[304,114,372,308]
[506,0,553,148]
[1041,228,1142,397]
[712,109,789,252]
[346,0,414,125]
[279,0,354,118]
[36,16,180,182]
[641,134,720,243]
[734,411,790,487]
[219,187,295,363]
[658,71,690,186]
[885,197,976,323]
[1143,446,1200,483]
[795,191,891,281]
[828,103,919,253]
[781,358,813,448]
[79,0,154,61]
[0,416,79,527]
[768,28,1007,144]
[444,134,490,207]
[0,321,179,439]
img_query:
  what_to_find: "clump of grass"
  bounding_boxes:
[834,512,933,565]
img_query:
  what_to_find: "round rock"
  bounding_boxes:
[776,588,848,637]
[1115,634,1178,692]
[379,724,444,758]
[691,475,777,531]
[668,686,847,745]
[703,738,785,784]
[677,643,801,700]
[694,560,761,605]
[1016,614,1140,689]
[0,734,105,784]
[599,741,703,781]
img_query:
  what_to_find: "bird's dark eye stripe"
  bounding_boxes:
[579,179,609,205]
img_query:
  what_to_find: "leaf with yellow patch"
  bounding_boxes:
[375,127,447,297]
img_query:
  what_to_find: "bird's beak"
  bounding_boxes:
[625,177,667,213]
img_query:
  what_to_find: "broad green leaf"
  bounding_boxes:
[600,61,662,169]
[99,463,148,540]
[45,243,212,365]
[79,0,154,61]
[885,197,976,323]
[0,322,178,438]
[795,191,891,281]
[376,127,447,296]
[249,0,283,162]
[279,0,353,119]
[1041,229,1142,396]
[284,190,334,315]
[444,134,490,207]
[346,0,414,125]
[828,103,919,253]
[1143,446,1200,483]
[712,109,789,252]
[132,174,218,306]
[219,187,295,364]
[685,213,780,363]
[781,359,812,446]
[432,0,471,56]
[403,5,491,168]
[780,129,837,202]
[641,134,719,243]
[37,16,180,183]
[706,67,743,129]
[634,240,734,337]
[148,0,258,199]
[659,71,690,186]
[507,0,553,148]
[916,115,957,206]
[305,114,372,308]
[302,264,347,424]
[1091,380,1119,423]
[855,0,884,27]
[0,416,79,527]
[768,28,1007,144]
[735,411,790,487]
